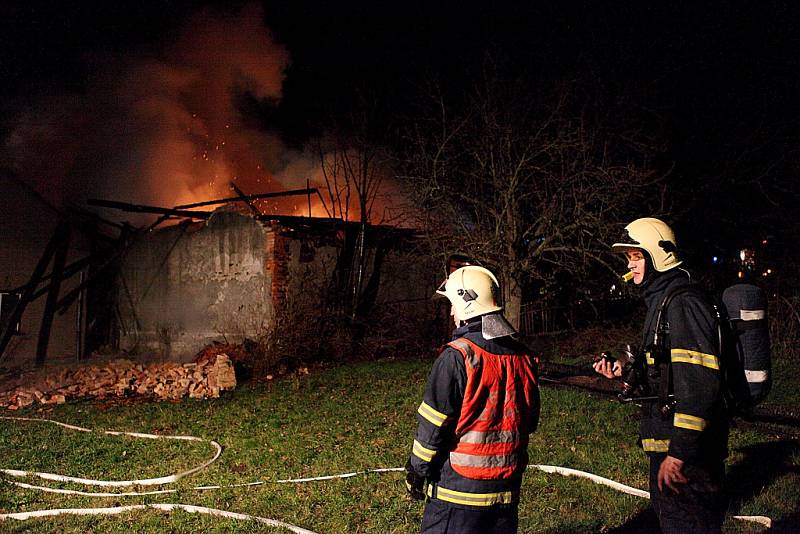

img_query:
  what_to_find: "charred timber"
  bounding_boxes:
[0,223,70,360]
[174,187,319,209]
[230,182,263,217]
[87,199,212,219]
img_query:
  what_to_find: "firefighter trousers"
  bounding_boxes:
[648,454,727,534]
[420,498,518,534]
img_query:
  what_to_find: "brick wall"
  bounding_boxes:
[265,228,291,312]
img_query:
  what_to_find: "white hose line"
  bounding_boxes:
[0,417,772,528]
[276,467,404,483]
[530,464,650,498]
[529,464,772,528]
[5,480,180,497]
[3,468,407,497]
[730,516,773,528]
[0,504,319,534]
[0,416,222,487]
[4,465,773,528]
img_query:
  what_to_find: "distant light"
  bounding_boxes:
[740,250,746,261]
[738,271,744,279]
[762,272,768,277]
[767,269,772,274]
[712,256,719,264]
[762,239,768,245]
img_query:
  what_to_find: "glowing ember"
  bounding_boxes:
[1,3,401,227]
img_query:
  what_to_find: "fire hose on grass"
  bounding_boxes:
[0,416,772,530]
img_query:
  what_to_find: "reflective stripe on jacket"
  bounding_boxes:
[446,337,539,480]
[638,270,729,464]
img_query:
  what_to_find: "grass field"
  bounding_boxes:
[0,358,798,533]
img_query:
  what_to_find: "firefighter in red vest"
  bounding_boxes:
[406,265,540,534]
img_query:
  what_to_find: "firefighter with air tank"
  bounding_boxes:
[594,217,729,533]
[405,265,540,534]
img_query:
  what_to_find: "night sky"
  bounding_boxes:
[2,1,799,258]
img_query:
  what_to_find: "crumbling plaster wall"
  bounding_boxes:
[117,211,272,360]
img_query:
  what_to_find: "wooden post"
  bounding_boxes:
[307,178,312,217]
[75,271,87,361]
[0,222,67,361]
[35,225,71,366]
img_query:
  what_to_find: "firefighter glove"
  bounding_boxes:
[405,458,426,501]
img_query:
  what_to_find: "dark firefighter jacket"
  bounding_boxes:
[409,318,540,509]
[638,269,729,464]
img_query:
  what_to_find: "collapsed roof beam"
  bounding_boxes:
[67,206,128,232]
[87,199,212,219]
[174,187,319,209]
[9,254,93,298]
[230,182,263,217]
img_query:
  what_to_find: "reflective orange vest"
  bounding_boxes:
[446,337,539,480]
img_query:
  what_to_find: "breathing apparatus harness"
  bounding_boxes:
[612,280,689,409]
[619,283,726,419]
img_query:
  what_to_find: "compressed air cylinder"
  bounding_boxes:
[722,283,771,404]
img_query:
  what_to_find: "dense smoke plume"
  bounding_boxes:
[2,4,344,224]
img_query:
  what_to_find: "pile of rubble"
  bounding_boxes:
[0,354,237,410]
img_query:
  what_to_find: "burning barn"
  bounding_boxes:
[114,205,434,361]
[1,4,433,369]
[1,172,436,370]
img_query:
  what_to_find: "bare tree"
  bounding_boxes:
[402,71,663,328]
[314,101,393,319]
[316,133,386,225]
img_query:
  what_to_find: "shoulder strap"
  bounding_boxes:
[653,284,717,416]
[653,284,712,345]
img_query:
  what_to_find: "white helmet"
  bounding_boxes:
[436,265,502,322]
[611,217,683,272]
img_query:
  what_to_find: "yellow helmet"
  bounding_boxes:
[436,265,502,322]
[611,217,682,272]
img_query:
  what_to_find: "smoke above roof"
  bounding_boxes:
[1,3,329,224]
